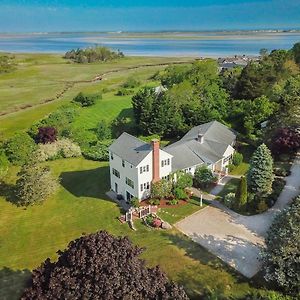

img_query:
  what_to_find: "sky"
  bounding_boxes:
[0,0,300,32]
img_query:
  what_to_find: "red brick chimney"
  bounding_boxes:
[151,139,160,182]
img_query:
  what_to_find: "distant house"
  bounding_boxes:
[109,120,236,201]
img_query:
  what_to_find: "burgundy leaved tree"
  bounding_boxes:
[36,127,57,144]
[271,127,300,155]
[22,231,188,300]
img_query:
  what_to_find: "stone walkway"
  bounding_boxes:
[176,154,300,278]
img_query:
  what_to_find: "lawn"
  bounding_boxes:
[217,178,241,198]
[157,197,205,224]
[0,158,258,299]
[0,53,192,140]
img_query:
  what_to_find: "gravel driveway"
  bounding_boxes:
[176,155,300,278]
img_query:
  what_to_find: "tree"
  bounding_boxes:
[22,231,188,300]
[0,150,9,181]
[247,144,274,198]
[97,120,111,140]
[151,179,172,199]
[36,127,57,144]
[0,54,16,74]
[175,172,193,189]
[16,162,59,206]
[261,195,300,296]
[234,176,247,210]
[4,132,37,166]
[271,127,300,155]
[194,166,215,189]
[290,42,300,65]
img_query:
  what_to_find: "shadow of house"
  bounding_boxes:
[0,267,31,300]
[60,166,114,201]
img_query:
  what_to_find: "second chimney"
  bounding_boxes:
[151,139,160,182]
[198,133,204,144]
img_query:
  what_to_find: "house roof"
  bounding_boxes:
[109,132,152,166]
[164,121,236,171]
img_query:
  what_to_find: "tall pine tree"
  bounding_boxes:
[247,144,274,198]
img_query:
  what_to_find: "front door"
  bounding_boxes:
[115,183,118,194]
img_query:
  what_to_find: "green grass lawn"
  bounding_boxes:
[157,197,205,224]
[0,158,258,299]
[0,53,193,140]
[217,178,241,198]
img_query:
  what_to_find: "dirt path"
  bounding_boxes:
[0,61,190,117]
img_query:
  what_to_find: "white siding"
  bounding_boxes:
[109,151,139,201]
[137,152,153,200]
[159,150,173,179]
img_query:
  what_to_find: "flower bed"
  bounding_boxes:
[140,198,189,208]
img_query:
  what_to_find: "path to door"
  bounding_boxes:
[176,154,300,278]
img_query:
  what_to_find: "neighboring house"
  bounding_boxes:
[109,120,236,201]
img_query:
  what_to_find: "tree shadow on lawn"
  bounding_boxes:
[60,165,115,203]
[0,267,31,300]
[0,182,19,205]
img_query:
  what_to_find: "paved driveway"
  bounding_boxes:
[176,155,300,278]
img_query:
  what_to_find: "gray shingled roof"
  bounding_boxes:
[164,121,236,172]
[109,132,152,166]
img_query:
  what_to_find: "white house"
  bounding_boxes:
[109,120,236,201]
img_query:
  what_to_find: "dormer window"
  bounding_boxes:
[122,160,125,167]
[110,152,114,160]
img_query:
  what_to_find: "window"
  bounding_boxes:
[126,177,134,189]
[141,182,150,192]
[122,159,125,167]
[110,152,114,160]
[162,175,170,180]
[223,155,232,164]
[140,165,149,174]
[112,168,120,178]
[161,159,170,167]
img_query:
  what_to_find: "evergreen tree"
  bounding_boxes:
[235,176,247,210]
[247,144,274,198]
[262,195,300,296]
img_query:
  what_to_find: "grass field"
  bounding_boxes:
[0,53,192,140]
[0,158,258,299]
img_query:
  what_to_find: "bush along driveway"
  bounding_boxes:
[176,154,300,278]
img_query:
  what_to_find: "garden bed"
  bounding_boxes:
[139,199,189,208]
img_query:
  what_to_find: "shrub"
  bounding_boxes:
[72,92,102,107]
[35,138,81,162]
[149,199,160,206]
[194,166,215,188]
[151,179,172,200]
[122,77,140,88]
[115,88,134,96]
[234,176,247,210]
[82,141,111,161]
[168,199,179,205]
[97,120,111,141]
[174,187,188,200]
[223,193,236,209]
[271,127,300,155]
[16,163,59,206]
[0,149,9,181]
[152,218,162,228]
[28,104,79,138]
[175,172,193,189]
[257,200,268,213]
[227,163,235,172]
[4,132,37,165]
[130,197,139,208]
[22,231,187,300]
[36,127,57,144]
[232,152,243,166]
